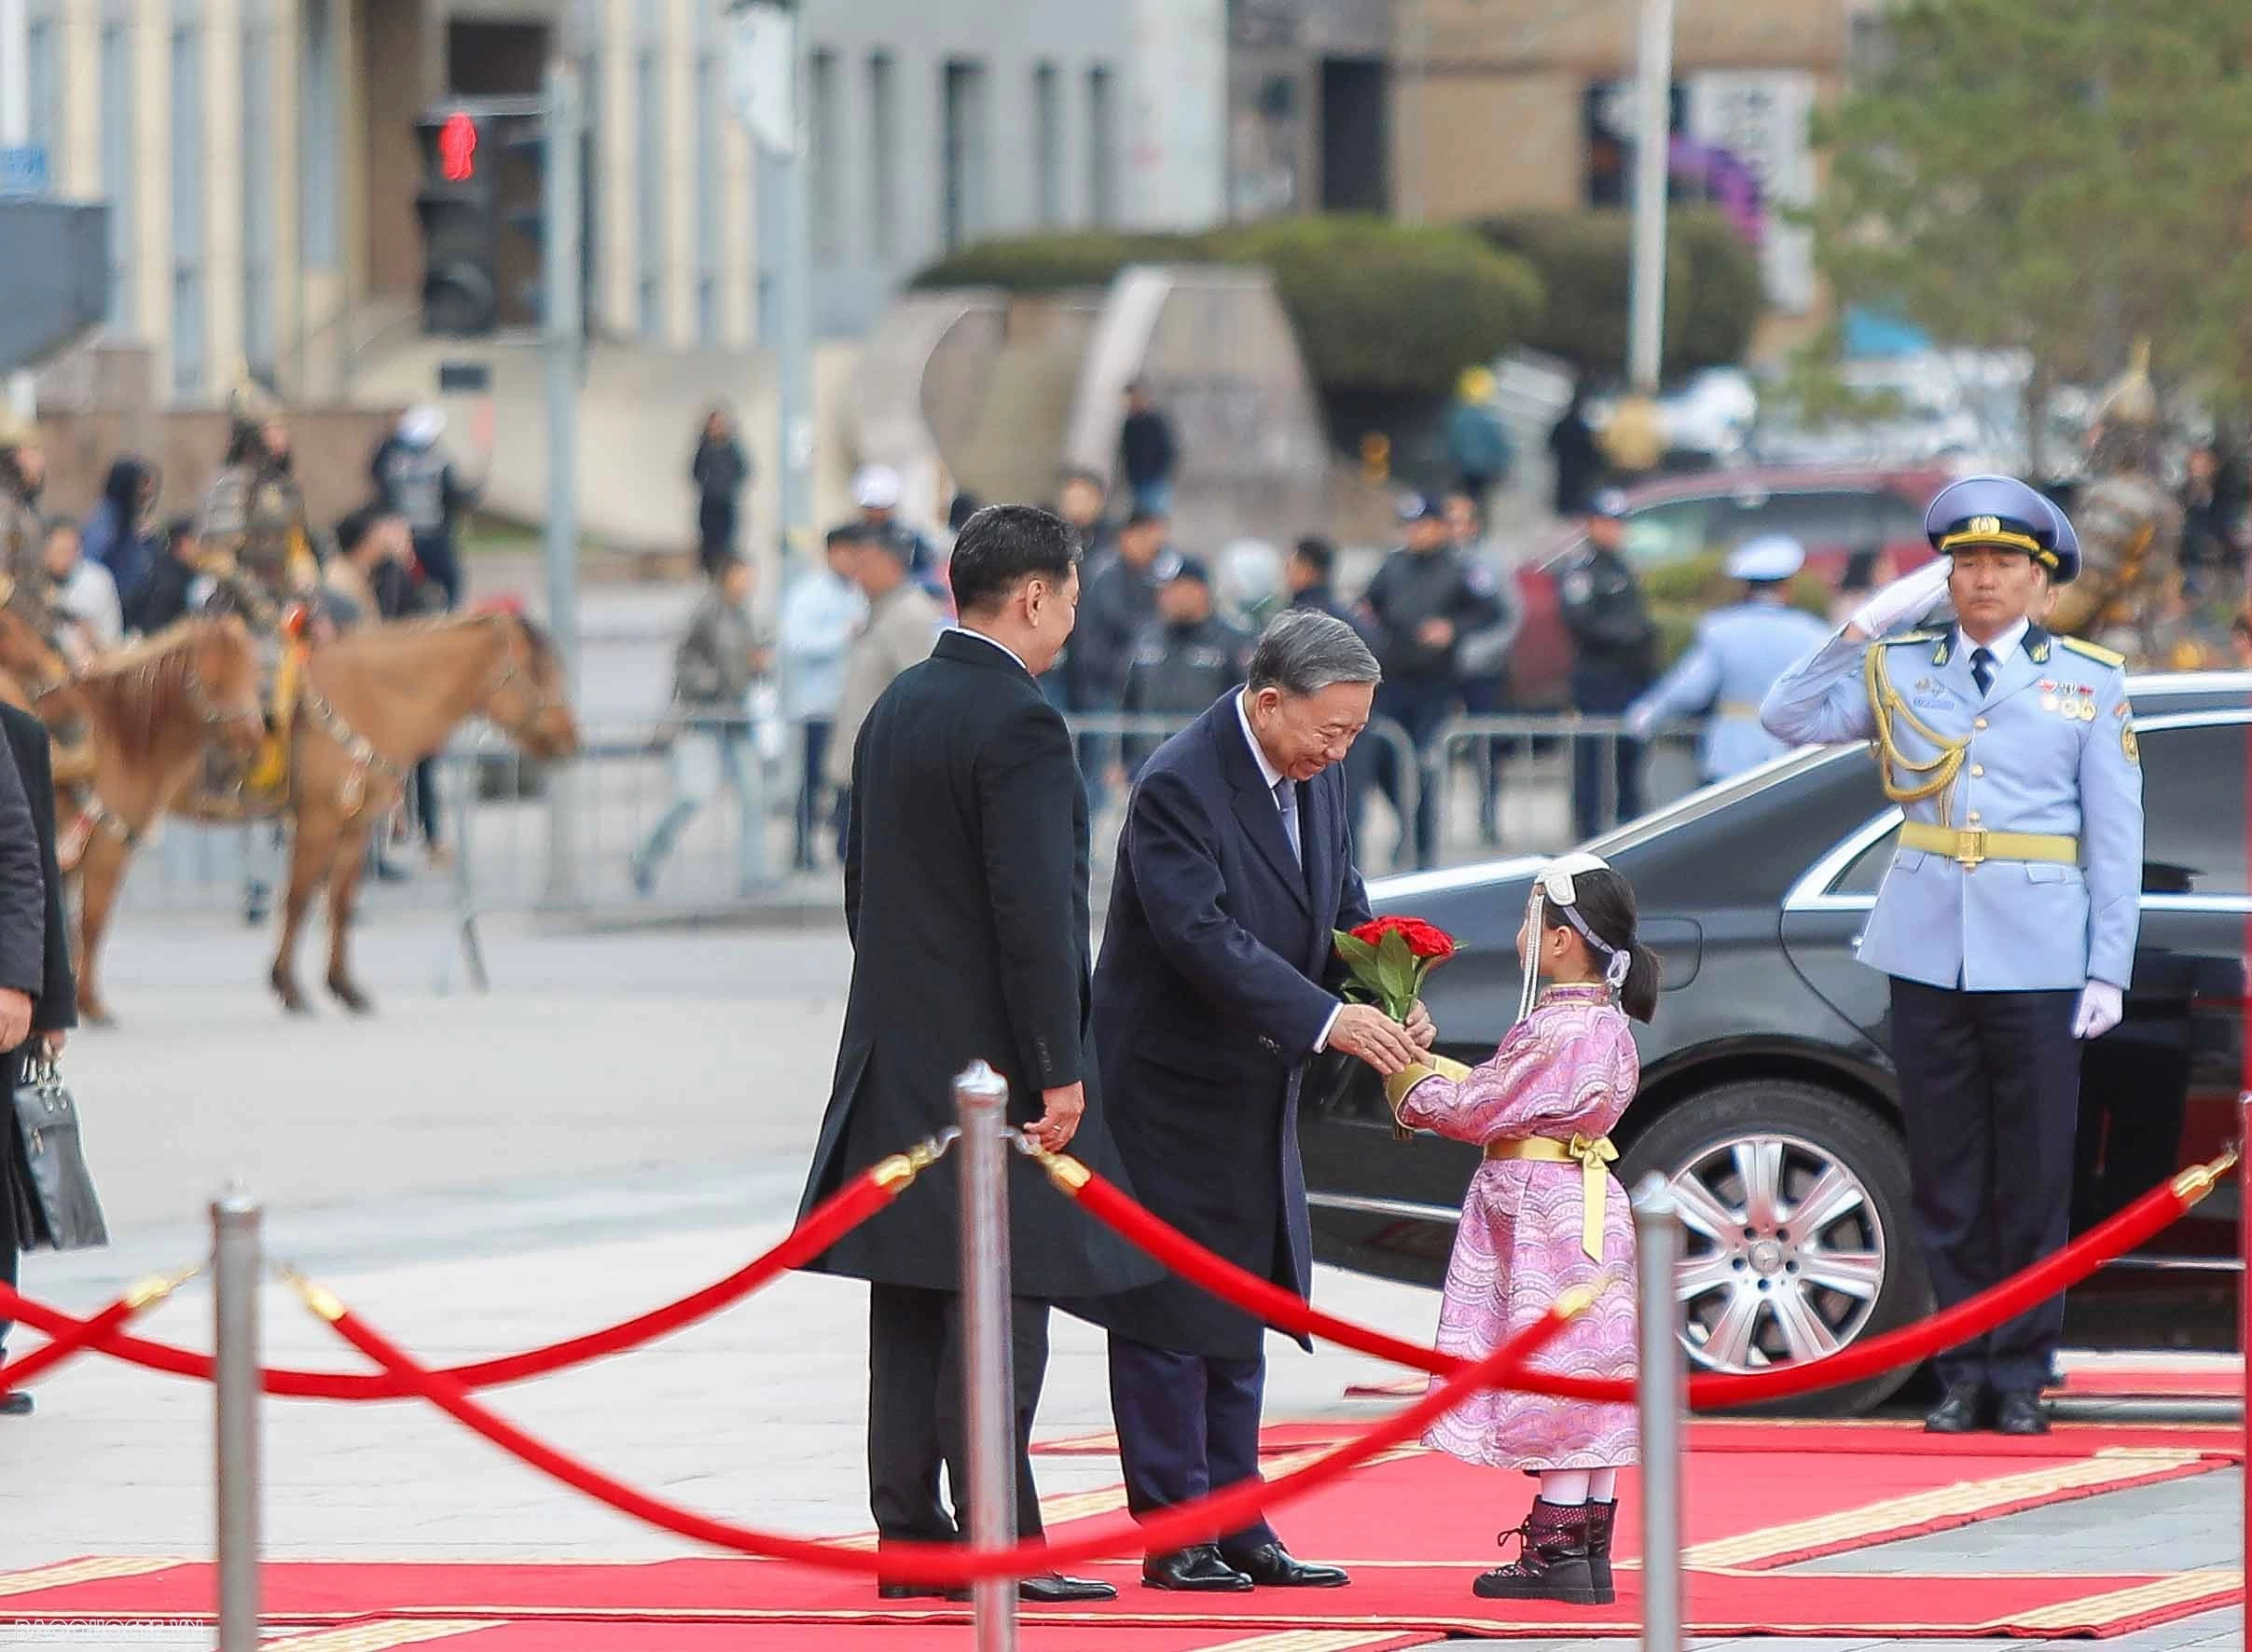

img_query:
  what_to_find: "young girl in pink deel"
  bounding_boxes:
[1387,852,1657,1605]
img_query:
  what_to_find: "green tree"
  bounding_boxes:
[1810,0,2252,460]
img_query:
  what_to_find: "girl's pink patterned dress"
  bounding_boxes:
[1396,983,1639,1470]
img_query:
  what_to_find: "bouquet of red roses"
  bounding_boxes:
[1333,917,1468,1136]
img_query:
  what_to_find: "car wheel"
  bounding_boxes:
[1619,1079,1928,1417]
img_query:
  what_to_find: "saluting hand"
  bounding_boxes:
[1028,1083,1085,1152]
[1331,1004,1423,1077]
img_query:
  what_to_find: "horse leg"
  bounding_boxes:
[271,810,335,1016]
[324,812,376,1014]
[73,832,130,1027]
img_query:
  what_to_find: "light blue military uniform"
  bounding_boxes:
[1762,474,2146,1418]
[1761,615,2144,991]
[1628,535,1831,781]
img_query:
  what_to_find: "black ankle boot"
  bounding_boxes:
[1472,1498,1598,1604]
[1583,1499,1617,1604]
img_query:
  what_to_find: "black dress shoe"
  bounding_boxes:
[0,1392,30,1417]
[1142,1545,1254,1592]
[1018,1572,1116,1603]
[876,1580,970,1603]
[1924,1382,1987,1434]
[1995,1390,2051,1436]
[1219,1540,1350,1589]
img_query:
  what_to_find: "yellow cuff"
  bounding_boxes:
[1385,1054,1472,1128]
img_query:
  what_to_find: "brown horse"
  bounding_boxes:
[51,618,270,1023]
[263,610,577,1014]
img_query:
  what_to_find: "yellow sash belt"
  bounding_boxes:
[1485,1134,1620,1260]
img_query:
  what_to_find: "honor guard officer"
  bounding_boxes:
[1762,475,2143,1436]
[1623,534,1830,781]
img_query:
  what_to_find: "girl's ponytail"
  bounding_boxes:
[1620,941,1662,1024]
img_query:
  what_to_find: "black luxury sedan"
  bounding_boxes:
[1305,670,2247,1414]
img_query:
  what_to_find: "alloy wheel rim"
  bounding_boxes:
[1666,1131,1887,1374]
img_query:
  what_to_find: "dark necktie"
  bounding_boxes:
[1971,646,1996,697]
[1273,778,1302,866]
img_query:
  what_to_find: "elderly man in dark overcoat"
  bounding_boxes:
[0,700,76,1415]
[1090,609,1430,1592]
[795,503,1157,1604]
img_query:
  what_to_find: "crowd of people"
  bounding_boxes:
[0,389,483,904]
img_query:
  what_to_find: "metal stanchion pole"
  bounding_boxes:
[1633,1172,1684,1652]
[955,1061,1018,1652]
[213,1191,262,1652]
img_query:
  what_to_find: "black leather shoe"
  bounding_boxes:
[1924,1382,1987,1434]
[1018,1572,1116,1603]
[0,1392,30,1417]
[1996,1390,2051,1435]
[1142,1545,1254,1592]
[876,1580,969,1603]
[1220,1541,1350,1588]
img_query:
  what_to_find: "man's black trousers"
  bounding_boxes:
[1887,977,2080,1393]
[867,1283,1051,1543]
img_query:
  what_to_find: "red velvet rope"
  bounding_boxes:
[302,1281,1583,1585]
[0,1292,145,1392]
[1054,1153,2223,1408]
[0,1164,899,1399]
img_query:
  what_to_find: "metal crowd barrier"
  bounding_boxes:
[108,709,1728,935]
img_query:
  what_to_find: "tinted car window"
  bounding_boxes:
[1621,496,1720,566]
[1720,489,1881,551]
[2138,721,2246,895]
[1820,716,2247,898]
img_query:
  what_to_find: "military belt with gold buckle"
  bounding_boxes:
[1899,821,2079,869]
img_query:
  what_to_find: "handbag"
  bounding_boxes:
[10,1054,109,1253]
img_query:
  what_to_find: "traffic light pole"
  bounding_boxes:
[540,58,584,907]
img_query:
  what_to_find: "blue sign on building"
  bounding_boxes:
[0,146,49,198]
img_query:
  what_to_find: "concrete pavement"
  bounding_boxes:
[0,914,2236,1648]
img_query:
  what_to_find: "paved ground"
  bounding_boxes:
[0,914,2238,1648]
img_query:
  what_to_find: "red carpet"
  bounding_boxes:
[5,1559,2237,1641]
[1036,1417,2245,1462]
[2054,1364,2243,1400]
[264,1622,1439,1651]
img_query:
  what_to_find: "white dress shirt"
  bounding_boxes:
[952,624,1032,676]
[1955,616,2029,685]
[1236,691,1342,1053]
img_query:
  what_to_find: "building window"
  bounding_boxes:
[1033,63,1062,226]
[299,0,339,268]
[808,49,840,264]
[941,59,988,252]
[170,23,207,400]
[867,51,896,259]
[1087,64,1118,227]
[696,49,723,346]
[242,12,276,378]
[636,48,663,337]
[101,21,136,328]
[25,11,60,165]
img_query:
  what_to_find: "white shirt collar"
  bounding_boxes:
[1235,690,1288,793]
[1955,616,2030,664]
[950,625,1030,676]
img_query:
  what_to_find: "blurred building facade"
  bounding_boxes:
[14,0,1230,408]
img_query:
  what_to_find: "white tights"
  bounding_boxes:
[1536,1468,1618,1506]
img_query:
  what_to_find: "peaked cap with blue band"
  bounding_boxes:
[1922,474,2079,584]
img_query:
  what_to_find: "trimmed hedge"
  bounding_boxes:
[1472,207,1762,379]
[911,216,1544,400]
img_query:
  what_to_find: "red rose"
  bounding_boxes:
[1350,915,1458,963]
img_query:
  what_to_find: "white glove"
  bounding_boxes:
[2072,981,2123,1040]
[1623,701,1660,741]
[1849,558,1952,640]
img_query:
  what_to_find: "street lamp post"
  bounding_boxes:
[1626,0,1677,396]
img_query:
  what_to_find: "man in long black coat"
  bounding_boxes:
[1090,609,1430,1592]
[0,701,77,1416]
[796,504,1156,1604]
